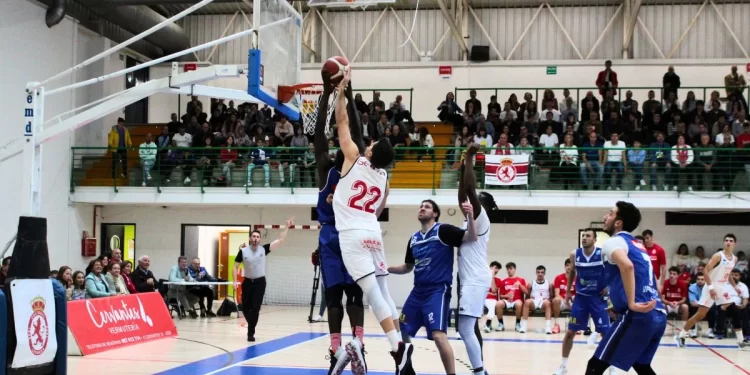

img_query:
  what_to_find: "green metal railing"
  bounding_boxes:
[71,146,750,194]
[454,86,750,112]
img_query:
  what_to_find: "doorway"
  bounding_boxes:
[181,224,250,298]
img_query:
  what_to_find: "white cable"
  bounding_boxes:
[398,0,419,48]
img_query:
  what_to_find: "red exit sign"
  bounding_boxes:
[439,66,452,76]
[184,63,197,72]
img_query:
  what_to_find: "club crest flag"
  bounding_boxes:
[484,154,530,186]
[10,279,58,368]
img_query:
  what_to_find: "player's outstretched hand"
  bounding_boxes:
[286,217,295,227]
[629,299,656,313]
[466,145,479,156]
[338,68,351,93]
[460,200,473,218]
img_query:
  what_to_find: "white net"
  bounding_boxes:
[299,86,338,136]
[255,0,302,93]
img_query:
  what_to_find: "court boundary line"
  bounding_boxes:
[667,321,750,374]
[204,334,329,375]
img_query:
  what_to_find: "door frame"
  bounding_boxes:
[100,222,137,262]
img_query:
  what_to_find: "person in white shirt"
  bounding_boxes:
[172,126,195,184]
[670,135,695,191]
[498,103,518,123]
[603,133,626,190]
[556,134,578,189]
[541,100,562,122]
[715,269,750,344]
[539,125,559,165]
[411,126,435,162]
[520,265,553,334]
[473,127,493,151]
[139,133,157,186]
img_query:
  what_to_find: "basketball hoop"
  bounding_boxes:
[279,83,338,135]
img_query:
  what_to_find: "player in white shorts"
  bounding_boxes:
[456,145,493,375]
[330,70,413,374]
[520,265,553,334]
[676,234,738,348]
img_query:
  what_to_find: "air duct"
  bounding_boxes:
[45,0,66,27]
[74,0,191,56]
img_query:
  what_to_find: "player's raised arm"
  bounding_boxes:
[458,145,482,220]
[375,182,390,218]
[344,80,365,153]
[314,73,335,189]
[335,70,359,164]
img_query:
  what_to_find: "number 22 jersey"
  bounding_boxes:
[333,156,388,232]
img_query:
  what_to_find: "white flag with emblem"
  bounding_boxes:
[10,279,58,368]
[484,154,530,186]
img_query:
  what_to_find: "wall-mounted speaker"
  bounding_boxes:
[470,46,490,62]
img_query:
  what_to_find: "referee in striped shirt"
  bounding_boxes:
[234,218,293,342]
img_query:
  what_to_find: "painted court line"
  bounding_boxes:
[666,321,750,374]
[152,332,327,375]
[216,365,445,375]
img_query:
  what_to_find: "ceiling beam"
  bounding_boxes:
[435,0,469,55]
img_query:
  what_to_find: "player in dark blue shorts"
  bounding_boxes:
[587,201,666,375]
[388,199,477,375]
[554,228,612,375]
[314,72,368,375]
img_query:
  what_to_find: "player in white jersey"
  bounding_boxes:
[330,70,414,374]
[456,145,494,375]
[677,234,741,348]
[520,265,553,334]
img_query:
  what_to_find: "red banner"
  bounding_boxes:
[67,292,177,355]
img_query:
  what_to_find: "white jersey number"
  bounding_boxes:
[640,252,655,287]
[347,180,382,214]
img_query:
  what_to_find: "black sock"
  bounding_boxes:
[585,356,609,375]
[632,363,656,375]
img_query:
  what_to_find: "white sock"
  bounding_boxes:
[385,329,400,352]
[546,319,552,327]
[736,331,744,343]
[561,357,568,367]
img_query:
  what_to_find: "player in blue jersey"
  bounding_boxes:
[554,228,615,375]
[315,73,368,375]
[388,199,478,375]
[586,201,666,375]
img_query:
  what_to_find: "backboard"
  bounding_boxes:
[307,0,396,8]
[248,0,303,121]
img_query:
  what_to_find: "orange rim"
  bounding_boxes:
[278,83,324,103]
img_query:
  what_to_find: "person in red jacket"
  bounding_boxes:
[661,266,689,321]
[595,60,618,98]
[220,135,239,184]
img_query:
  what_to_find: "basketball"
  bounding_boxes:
[322,56,349,86]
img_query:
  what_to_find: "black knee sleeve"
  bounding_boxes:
[632,363,656,375]
[344,283,364,307]
[325,284,344,309]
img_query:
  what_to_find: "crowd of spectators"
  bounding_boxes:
[29,251,221,320]
[437,63,750,191]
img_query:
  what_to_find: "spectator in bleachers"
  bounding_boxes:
[522,101,539,127]
[595,60,618,99]
[707,99,727,131]
[290,126,308,158]
[186,96,203,121]
[671,135,695,190]
[627,139,646,189]
[465,89,481,114]
[108,118,132,179]
[507,93,521,112]
[223,113,242,138]
[156,126,172,182]
[663,91,679,111]
[492,133,513,157]
[121,260,137,294]
[642,90,662,116]
[354,93,368,114]
[714,135,736,190]
[168,113,182,134]
[561,97,578,123]
[671,244,692,268]
[648,132,671,190]
[715,122,734,145]
[687,118,704,144]
[737,252,748,272]
[368,91,385,115]
[412,126,435,162]
[473,126,492,150]
[580,92,599,122]
[50,270,58,279]
[538,124,559,166]
[438,92,463,130]
[685,99,705,128]
[139,133,157,187]
[196,136,218,185]
[478,115,495,141]
[131,255,157,293]
[538,111,562,139]
[299,143,317,186]
[559,89,575,111]
[194,123,214,149]
[487,95,501,114]
[210,109,224,133]
[246,139,272,187]
[104,262,129,296]
[600,89,620,120]
[691,134,716,191]
[682,91,697,113]
[234,126,252,153]
[604,111,626,141]
[186,116,201,135]
[219,136,238,184]
[274,115,294,146]
[514,124,536,148]
[563,114,580,138]
[542,89,558,110]
[580,132,604,190]
[389,124,408,161]
[85,259,115,298]
[56,266,72,289]
[555,134,579,189]
[541,99,562,123]
[583,111,602,137]
[251,125,270,146]
[661,266,689,322]
[499,102,518,124]
[0,257,10,287]
[662,65,681,99]
[667,121,688,145]
[678,264,692,285]
[728,101,743,124]
[603,132,625,190]
[387,95,414,129]
[67,271,86,301]
[733,111,749,137]
[692,247,709,270]
[168,256,199,319]
[725,65,748,110]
